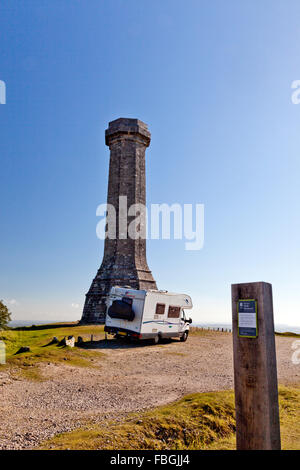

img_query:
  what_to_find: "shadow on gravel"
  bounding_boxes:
[77,337,177,351]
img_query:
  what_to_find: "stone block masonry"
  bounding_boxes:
[81,118,157,324]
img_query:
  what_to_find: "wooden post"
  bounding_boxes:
[231,282,281,450]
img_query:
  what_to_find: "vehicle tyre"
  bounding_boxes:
[115,334,125,340]
[180,331,189,342]
[152,335,159,345]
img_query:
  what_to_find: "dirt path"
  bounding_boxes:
[0,332,298,449]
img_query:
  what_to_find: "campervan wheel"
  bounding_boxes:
[180,331,189,342]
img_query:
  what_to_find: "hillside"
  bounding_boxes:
[0,322,299,449]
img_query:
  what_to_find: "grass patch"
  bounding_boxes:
[190,328,300,338]
[164,351,187,357]
[207,385,300,450]
[275,332,300,338]
[40,389,235,450]
[0,322,105,379]
[189,327,230,336]
[39,385,300,450]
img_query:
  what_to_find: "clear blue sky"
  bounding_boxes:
[1,0,300,326]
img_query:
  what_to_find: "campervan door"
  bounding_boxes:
[140,291,192,338]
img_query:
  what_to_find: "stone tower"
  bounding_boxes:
[81,118,157,323]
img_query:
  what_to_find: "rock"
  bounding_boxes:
[46,337,59,346]
[58,336,75,347]
[15,346,30,354]
[65,336,75,348]
[58,337,67,346]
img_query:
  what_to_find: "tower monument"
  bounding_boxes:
[81,118,157,323]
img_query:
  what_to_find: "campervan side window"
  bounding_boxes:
[155,303,165,315]
[168,306,181,318]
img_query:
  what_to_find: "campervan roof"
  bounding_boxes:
[110,286,193,309]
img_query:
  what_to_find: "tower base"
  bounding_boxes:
[81,270,157,324]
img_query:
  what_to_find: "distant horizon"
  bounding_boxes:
[8,318,300,334]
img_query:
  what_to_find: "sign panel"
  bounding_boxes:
[238,299,258,338]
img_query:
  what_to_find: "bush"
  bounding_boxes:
[0,300,11,330]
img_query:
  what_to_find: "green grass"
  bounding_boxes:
[207,385,300,450]
[39,385,300,450]
[189,327,231,335]
[164,351,187,356]
[190,327,300,338]
[0,322,106,380]
[275,331,300,338]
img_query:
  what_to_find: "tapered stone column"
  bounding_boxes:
[81,118,157,323]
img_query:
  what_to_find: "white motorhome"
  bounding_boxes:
[104,286,193,343]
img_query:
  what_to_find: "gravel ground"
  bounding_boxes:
[0,332,299,449]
